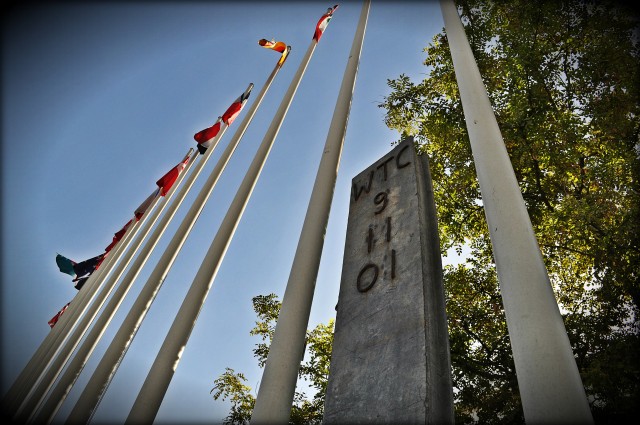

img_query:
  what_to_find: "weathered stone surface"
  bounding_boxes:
[323,137,454,424]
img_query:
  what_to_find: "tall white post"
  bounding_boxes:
[3,211,141,419]
[251,1,369,423]
[440,0,593,423]
[64,78,267,424]
[30,150,197,424]
[18,156,188,422]
[125,39,318,425]
[17,196,166,424]
[62,121,229,424]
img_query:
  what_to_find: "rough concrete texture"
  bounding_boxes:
[323,137,454,424]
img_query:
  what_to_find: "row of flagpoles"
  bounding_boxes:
[2,4,354,424]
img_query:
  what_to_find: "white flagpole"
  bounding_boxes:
[251,2,369,422]
[15,175,171,423]
[27,150,196,424]
[3,210,141,418]
[125,38,319,425]
[16,190,163,423]
[58,120,228,424]
[65,81,261,424]
[440,0,593,423]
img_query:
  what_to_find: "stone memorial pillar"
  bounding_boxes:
[323,137,454,424]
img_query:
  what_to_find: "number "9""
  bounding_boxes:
[374,191,388,215]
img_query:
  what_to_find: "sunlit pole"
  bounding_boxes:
[17,188,165,423]
[17,153,192,423]
[125,37,318,425]
[65,76,264,424]
[30,150,197,424]
[251,1,369,423]
[440,0,593,423]
[17,202,165,423]
[61,118,232,424]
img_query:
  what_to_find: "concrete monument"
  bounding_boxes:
[323,137,454,424]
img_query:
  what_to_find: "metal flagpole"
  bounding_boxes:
[439,0,593,423]
[125,36,319,425]
[59,117,229,423]
[2,209,141,418]
[251,2,369,422]
[16,191,163,423]
[14,172,175,423]
[27,150,196,424]
[64,81,260,424]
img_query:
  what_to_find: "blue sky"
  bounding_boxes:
[2,1,453,422]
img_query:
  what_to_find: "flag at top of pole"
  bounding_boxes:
[313,4,338,42]
[48,302,70,329]
[55,254,77,278]
[259,38,291,66]
[258,38,287,53]
[193,119,222,153]
[134,188,160,221]
[221,84,254,125]
[126,6,333,422]
[194,83,254,154]
[156,151,193,196]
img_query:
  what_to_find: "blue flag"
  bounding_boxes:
[56,254,77,278]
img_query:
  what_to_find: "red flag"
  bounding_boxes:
[113,219,132,242]
[95,254,106,270]
[104,239,117,254]
[48,302,71,328]
[194,120,221,145]
[134,189,160,221]
[221,84,254,125]
[105,219,133,253]
[193,84,254,154]
[156,152,191,196]
[314,5,339,42]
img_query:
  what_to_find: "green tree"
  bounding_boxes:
[381,0,639,423]
[211,294,334,425]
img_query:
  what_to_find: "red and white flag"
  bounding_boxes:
[156,152,192,196]
[105,219,133,253]
[193,84,254,154]
[193,119,222,154]
[48,302,71,328]
[314,5,339,42]
[134,188,160,221]
[221,84,254,125]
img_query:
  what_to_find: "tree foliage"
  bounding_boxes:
[380,0,639,423]
[211,294,334,425]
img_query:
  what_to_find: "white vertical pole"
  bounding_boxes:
[251,1,369,423]
[3,211,140,418]
[61,122,228,424]
[125,39,318,425]
[17,165,178,423]
[17,192,164,423]
[440,0,593,423]
[64,79,264,424]
[29,150,197,424]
